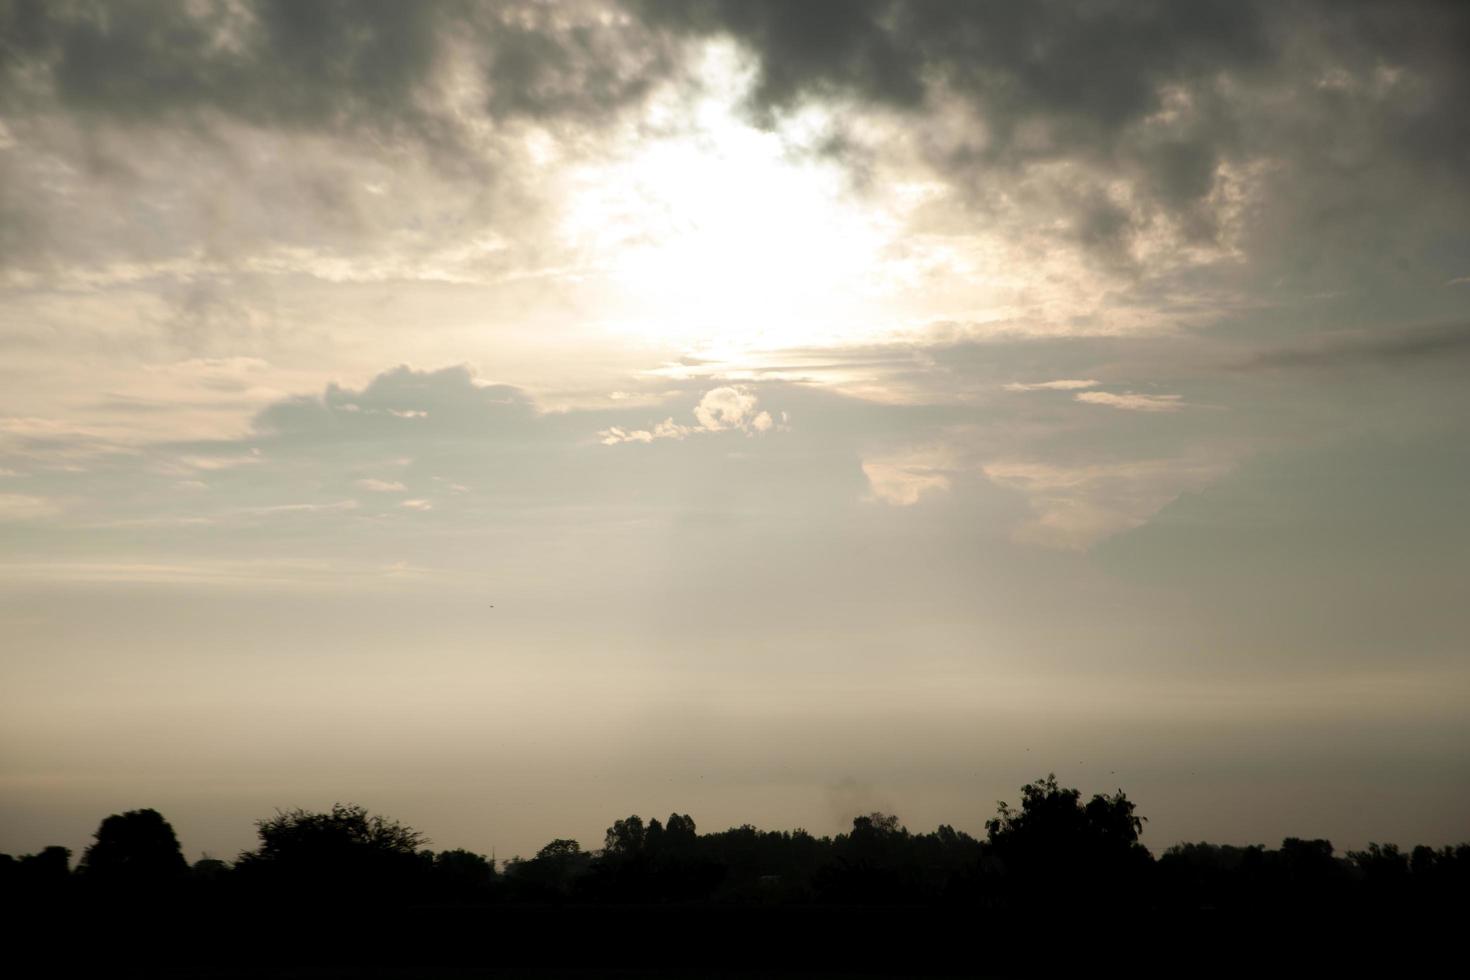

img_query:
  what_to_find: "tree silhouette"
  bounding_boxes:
[984,773,1150,908]
[815,812,915,903]
[4,778,1466,953]
[431,848,496,901]
[501,838,591,900]
[80,809,187,889]
[603,815,646,856]
[1,845,72,901]
[234,803,428,901]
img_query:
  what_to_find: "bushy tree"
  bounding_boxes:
[0,846,73,901]
[503,838,589,899]
[234,803,429,900]
[432,848,496,901]
[814,812,914,903]
[983,774,1150,907]
[587,813,725,903]
[80,809,187,888]
[603,815,646,856]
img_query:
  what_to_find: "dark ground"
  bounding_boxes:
[19,902,1451,978]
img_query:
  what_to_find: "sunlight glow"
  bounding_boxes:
[558,43,904,354]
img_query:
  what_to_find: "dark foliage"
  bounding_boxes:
[79,808,187,890]
[232,802,432,902]
[982,773,1152,908]
[3,774,1465,966]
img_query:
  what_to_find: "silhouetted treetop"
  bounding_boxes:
[234,803,429,898]
[431,848,496,899]
[0,845,72,898]
[604,815,645,855]
[987,774,1145,850]
[983,774,1151,906]
[535,838,583,861]
[80,808,186,885]
[5,778,1467,922]
[244,803,426,863]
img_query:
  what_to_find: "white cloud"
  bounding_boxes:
[863,446,957,506]
[0,417,106,441]
[145,357,271,384]
[180,451,263,470]
[1004,379,1100,391]
[1074,391,1183,412]
[983,456,1230,549]
[600,425,658,445]
[694,386,760,430]
[656,418,694,439]
[357,478,407,492]
[863,462,950,506]
[0,493,59,520]
[599,386,776,445]
[257,499,359,515]
[0,558,440,590]
[400,498,434,511]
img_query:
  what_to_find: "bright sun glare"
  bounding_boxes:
[558,43,905,356]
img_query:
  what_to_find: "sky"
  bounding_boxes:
[1,0,1468,864]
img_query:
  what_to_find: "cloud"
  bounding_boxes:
[599,422,674,446]
[1004,379,1100,392]
[0,416,132,462]
[634,0,1470,277]
[0,1,693,287]
[0,493,60,521]
[1074,391,1183,412]
[357,479,407,493]
[1239,321,1470,372]
[0,2,674,139]
[0,557,441,590]
[599,386,777,445]
[633,1,1265,204]
[255,364,537,440]
[983,456,1230,550]
[693,386,772,432]
[179,452,263,471]
[399,499,434,511]
[256,500,358,515]
[862,460,949,507]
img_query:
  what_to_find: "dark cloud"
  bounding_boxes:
[634,1,1470,261]
[482,12,676,121]
[3,1,441,129]
[1239,321,1470,372]
[254,364,537,440]
[0,1,685,273]
[636,0,1267,122]
[634,1,1266,170]
[7,2,1467,173]
[5,1,1469,287]
[0,1,671,138]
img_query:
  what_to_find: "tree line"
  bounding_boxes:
[3,775,1466,913]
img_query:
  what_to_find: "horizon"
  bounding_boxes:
[2,0,1468,867]
[13,770,1462,870]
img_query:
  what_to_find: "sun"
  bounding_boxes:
[555,42,904,357]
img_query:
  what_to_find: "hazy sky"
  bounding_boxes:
[2,1,1468,863]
